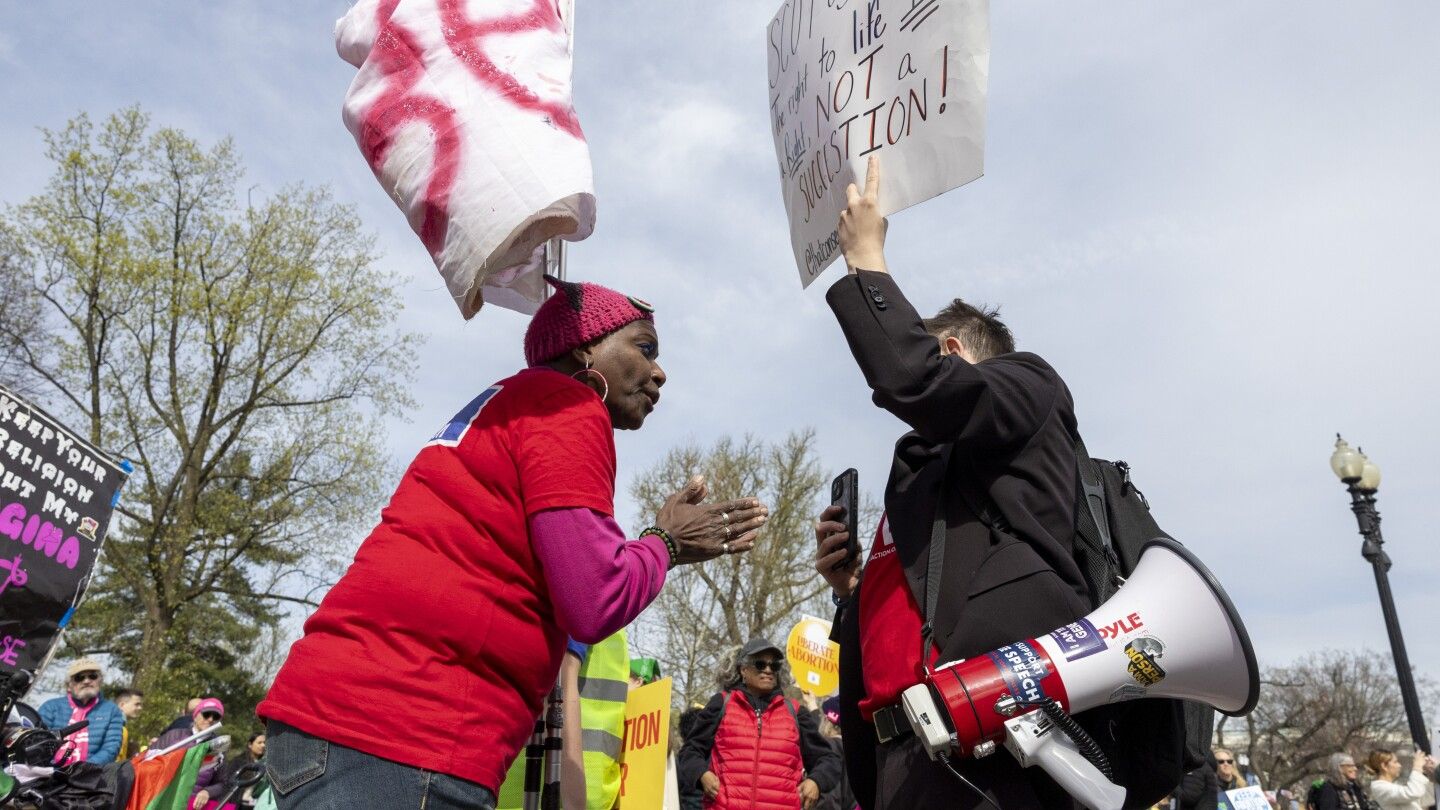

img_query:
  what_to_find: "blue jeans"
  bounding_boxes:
[265,720,496,810]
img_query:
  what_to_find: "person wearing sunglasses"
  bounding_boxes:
[148,698,229,809]
[678,639,840,810]
[1212,748,1262,805]
[37,657,125,764]
[1306,753,1373,810]
[152,696,226,751]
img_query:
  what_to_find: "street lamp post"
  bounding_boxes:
[1329,435,1430,754]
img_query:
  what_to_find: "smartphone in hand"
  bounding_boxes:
[830,468,860,571]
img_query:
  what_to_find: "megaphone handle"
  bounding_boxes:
[1003,714,1126,810]
[1030,738,1127,810]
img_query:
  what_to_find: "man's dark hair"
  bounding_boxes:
[922,299,1015,361]
[114,688,144,701]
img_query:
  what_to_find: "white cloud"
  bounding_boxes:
[609,92,762,202]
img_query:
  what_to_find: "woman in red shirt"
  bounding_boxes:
[259,276,768,810]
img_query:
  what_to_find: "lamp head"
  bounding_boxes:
[1330,434,1365,483]
[1357,449,1381,493]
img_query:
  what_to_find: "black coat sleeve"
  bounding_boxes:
[1312,783,1342,810]
[1176,765,1217,809]
[795,705,841,792]
[833,594,877,810]
[826,271,1061,448]
[677,693,726,790]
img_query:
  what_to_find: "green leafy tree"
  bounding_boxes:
[0,246,43,397]
[0,108,419,735]
[628,430,878,707]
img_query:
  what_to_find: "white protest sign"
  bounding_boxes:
[1224,785,1270,810]
[766,0,989,285]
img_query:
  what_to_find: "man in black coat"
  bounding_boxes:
[812,157,1094,809]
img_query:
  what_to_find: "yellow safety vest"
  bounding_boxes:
[577,630,628,810]
[495,631,629,810]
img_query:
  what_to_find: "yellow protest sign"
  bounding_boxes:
[619,676,671,809]
[786,615,839,696]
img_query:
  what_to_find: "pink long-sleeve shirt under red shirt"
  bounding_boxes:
[259,368,666,792]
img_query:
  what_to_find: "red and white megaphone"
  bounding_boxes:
[901,537,1260,810]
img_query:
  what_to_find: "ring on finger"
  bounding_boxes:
[721,511,730,525]
[722,541,731,554]
[724,524,732,540]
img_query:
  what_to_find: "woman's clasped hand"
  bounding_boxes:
[656,474,769,564]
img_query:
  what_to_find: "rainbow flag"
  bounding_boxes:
[127,742,209,810]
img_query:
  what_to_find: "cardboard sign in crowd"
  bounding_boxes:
[0,384,128,677]
[619,676,673,808]
[787,615,840,696]
[767,0,991,284]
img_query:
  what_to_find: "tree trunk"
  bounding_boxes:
[133,604,174,696]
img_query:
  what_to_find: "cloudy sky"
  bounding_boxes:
[3,1,1437,715]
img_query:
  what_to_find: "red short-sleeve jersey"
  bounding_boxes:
[258,368,615,790]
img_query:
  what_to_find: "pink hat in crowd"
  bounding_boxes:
[193,697,225,718]
[523,275,654,367]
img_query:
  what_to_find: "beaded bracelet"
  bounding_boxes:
[640,525,678,569]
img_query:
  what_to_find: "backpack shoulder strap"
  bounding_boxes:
[950,452,1013,536]
[1071,435,1128,607]
[781,697,800,728]
[919,446,1016,665]
[1073,436,1114,555]
[920,448,957,670]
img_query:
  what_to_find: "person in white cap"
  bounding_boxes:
[37,656,125,763]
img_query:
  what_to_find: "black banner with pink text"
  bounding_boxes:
[0,384,128,678]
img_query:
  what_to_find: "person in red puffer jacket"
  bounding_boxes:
[678,639,841,810]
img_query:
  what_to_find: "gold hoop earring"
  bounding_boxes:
[571,364,609,402]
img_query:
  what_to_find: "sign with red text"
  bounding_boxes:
[0,385,129,679]
[786,615,840,695]
[767,0,989,284]
[619,676,672,809]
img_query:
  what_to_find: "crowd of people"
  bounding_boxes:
[1155,747,1439,810]
[35,656,269,809]
[33,647,1439,810]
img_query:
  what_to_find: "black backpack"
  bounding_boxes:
[1068,438,1213,808]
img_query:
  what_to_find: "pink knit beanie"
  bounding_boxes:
[524,275,655,367]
